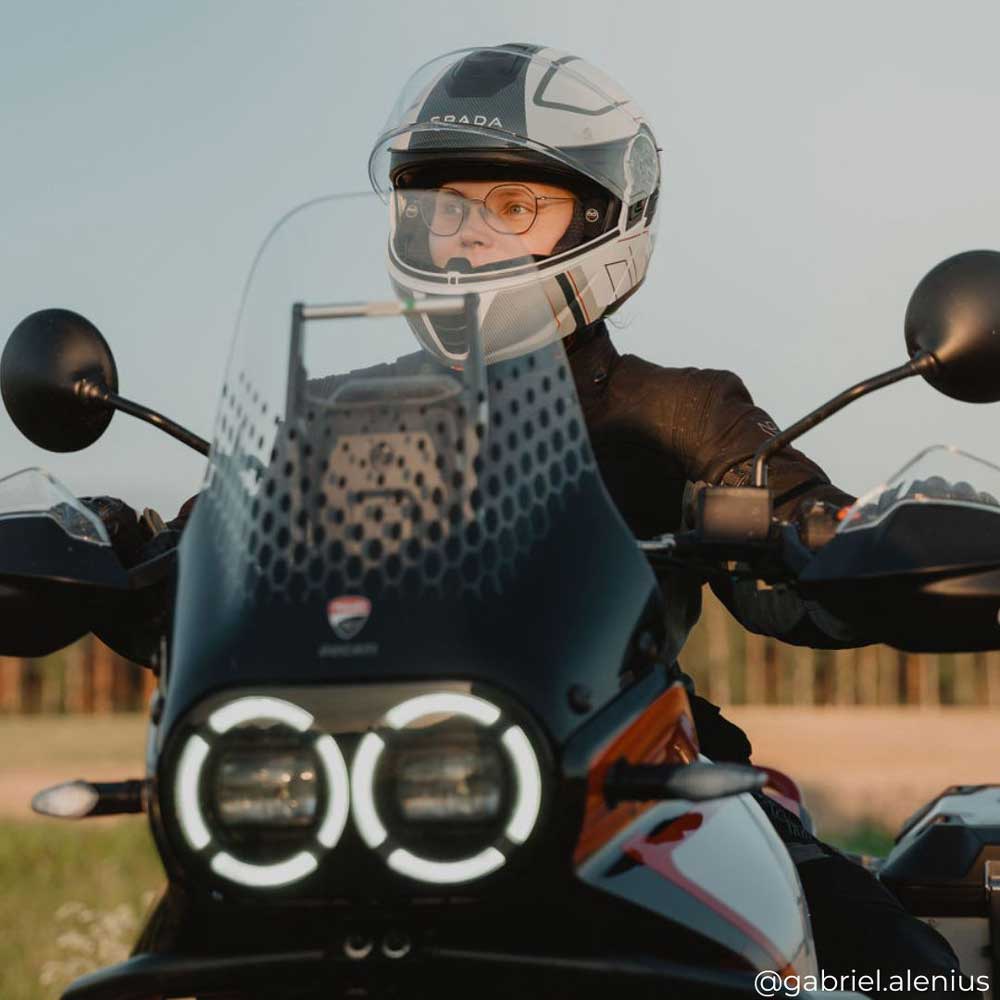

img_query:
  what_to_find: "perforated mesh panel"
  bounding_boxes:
[202,341,595,606]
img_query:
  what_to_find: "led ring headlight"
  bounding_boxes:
[350,692,542,885]
[173,696,350,888]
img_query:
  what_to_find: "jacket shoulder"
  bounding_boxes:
[616,356,746,393]
[613,356,752,418]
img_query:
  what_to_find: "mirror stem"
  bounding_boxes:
[752,352,937,487]
[77,379,210,456]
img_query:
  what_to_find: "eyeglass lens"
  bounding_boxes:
[418,185,542,237]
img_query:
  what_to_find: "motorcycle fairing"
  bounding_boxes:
[576,791,817,976]
[141,193,819,995]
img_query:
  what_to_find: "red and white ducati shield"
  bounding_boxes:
[326,596,372,640]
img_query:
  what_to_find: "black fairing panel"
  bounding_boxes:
[165,464,661,743]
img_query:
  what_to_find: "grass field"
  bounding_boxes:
[0,820,163,1000]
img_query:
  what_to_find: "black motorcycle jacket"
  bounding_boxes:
[566,321,860,653]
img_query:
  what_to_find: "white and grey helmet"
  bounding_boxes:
[369,44,661,365]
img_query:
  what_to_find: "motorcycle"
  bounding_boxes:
[2,192,1000,1000]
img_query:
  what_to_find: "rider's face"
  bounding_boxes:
[427,179,576,269]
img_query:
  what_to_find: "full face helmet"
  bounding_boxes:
[369,44,661,365]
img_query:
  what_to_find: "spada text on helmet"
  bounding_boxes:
[429,114,503,128]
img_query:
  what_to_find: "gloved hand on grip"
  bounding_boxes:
[79,495,197,568]
[76,494,198,668]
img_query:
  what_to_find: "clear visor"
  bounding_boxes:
[369,46,658,205]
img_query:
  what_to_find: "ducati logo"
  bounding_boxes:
[429,113,504,128]
[327,596,372,640]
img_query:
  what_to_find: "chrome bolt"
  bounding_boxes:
[343,933,373,960]
[382,929,411,960]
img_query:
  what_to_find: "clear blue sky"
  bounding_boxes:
[3,1,1000,514]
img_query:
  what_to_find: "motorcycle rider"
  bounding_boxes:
[86,43,965,994]
[365,42,967,992]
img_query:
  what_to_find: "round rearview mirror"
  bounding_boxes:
[905,249,1000,403]
[1,309,118,452]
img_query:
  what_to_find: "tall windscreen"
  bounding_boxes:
[202,192,589,611]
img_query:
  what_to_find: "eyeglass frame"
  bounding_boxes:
[409,183,577,238]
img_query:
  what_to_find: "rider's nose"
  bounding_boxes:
[458,204,494,246]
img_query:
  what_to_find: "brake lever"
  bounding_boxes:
[639,523,813,585]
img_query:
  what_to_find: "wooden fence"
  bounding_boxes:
[682,591,1000,707]
[0,638,155,715]
[1,591,1000,713]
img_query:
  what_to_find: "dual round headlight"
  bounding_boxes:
[173,696,349,888]
[171,692,542,889]
[351,692,543,885]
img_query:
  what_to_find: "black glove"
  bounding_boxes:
[79,495,196,568]
[79,496,147,567]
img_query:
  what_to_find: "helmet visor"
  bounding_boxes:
[369,45,659,205]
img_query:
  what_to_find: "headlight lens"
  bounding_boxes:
[171,696,350,889]
[391,733,504,823]
[214,745,319,827]
[352,692,543,884]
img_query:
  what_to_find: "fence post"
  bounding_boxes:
[64,641,88,714]
[744,631,766,704]
[954,653,976,706]
[834,648,855,705]
[0,657,24,712]
[877,647,897,705]
[775,643,793,705]
[705,593,732,705]
[857,645,879,705]
[922,653,941,708]
[40,653,65,713]
[92,638,115,714]
[987,652,1000,707]
[793,645,815,706]
[904,653,922,705]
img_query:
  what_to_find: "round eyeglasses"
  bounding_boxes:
[411,185,576,238]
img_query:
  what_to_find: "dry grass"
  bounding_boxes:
[728,705,1000,834]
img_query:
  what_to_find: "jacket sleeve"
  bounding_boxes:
[687,370,870,649]
[688,369,854,519]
